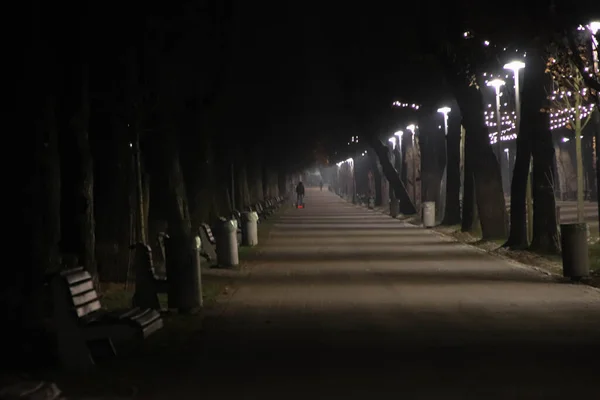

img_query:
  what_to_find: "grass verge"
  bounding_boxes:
[433,225,600,288]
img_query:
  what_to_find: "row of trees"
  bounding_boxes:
[331,2,598,255]
[14,2,314,329]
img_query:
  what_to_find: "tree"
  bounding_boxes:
[547,44,596,222]
[441,112,462,225]
[437,38,508,240]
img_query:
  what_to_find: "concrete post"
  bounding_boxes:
[216,219,239,267]
[241,211,259,246]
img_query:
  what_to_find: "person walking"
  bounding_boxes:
[296,181,305,206]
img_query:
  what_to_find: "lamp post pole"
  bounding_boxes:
[438,107,451,222]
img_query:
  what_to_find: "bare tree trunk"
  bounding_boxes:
[442,113,461,225]
[368,153,383,206]
[34,95,62,272]
[452,85,507,239]
[365,134,416,214]
[461,128,477,232]
[73,64,97,280]
[160,123,195,310]
[528,48,560,253]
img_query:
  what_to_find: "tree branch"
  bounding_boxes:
[566,30,600,94]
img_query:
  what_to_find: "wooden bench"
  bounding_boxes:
[50,267,163,370]
[132,242,168,310]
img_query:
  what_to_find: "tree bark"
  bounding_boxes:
[71,64,97,279]
[442,113,461,225]
[446,84,507,239]
[528,49,560,253]
[461,122,477,232]
[368,137,417,214]
[33,95,62,273]
[505,48,538,249]
[159,123,196,310]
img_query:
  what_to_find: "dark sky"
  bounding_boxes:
[23,0,600,165]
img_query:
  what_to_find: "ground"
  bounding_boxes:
[35,188,600,398]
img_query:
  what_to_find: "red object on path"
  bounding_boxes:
[297,204,304,209]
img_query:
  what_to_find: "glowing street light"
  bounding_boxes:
[437,107,451,137]
[503,61,525,126]
[589,21,600,35]
[388,137,396,149]
[487,79,505,161]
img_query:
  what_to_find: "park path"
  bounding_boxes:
[146,188,600,399]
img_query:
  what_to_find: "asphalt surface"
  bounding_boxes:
[140,188,600,399]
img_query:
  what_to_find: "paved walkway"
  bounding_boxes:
[149,188,600,399]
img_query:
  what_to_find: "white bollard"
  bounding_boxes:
[423,201,436,228]
[216,219,239,267]
[193,235,203,308]
[242,211,259,246]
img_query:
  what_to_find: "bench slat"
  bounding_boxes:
[69,279,94,296]
[142,318,164,338]
[63,269,91,285]
[72,288,99,307]
[131,309,162,328]
[76,300,102,318]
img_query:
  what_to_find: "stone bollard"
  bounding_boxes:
[390,199,399,218]
[216,219,239,267]
[241,211,259,246]
[193,235,203,308]
[368,197,375,209]
[560,223,590,281]
[423,201,436,228]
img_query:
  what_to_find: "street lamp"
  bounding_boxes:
[437,107,451,222]
[406,125,418,205]
[589,21,600,35]
[437,107,451,135]
[503,61,525,126]
[346,158,356,203]
[487,79,505,161]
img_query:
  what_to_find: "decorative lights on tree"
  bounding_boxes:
[546,42,596,133]
[546,32,598,223]
[392,101,421,110]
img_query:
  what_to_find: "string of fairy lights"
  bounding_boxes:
[335,23,598,166]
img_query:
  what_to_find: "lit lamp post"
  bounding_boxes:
[388,137,398,216]
[503,61,525,125]
[406,124,417,206]
[487,79,506,163]
[393,130,404,184]
[437,107,451,222]
[346,157,356,204]
[504,60,530,239]
[588,21,600,231]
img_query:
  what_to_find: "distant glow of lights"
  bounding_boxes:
[406,124,416,132]
[483,40,490,46]
[392,101,420,110]
[437,107,451,115]
[589,21,600,35]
